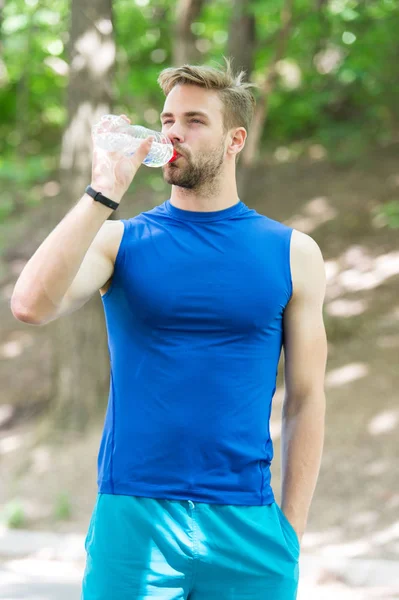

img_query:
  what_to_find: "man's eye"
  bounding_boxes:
[162,119,203,126]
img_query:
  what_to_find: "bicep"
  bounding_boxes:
[283,231,327,400]
[53,221,122,320]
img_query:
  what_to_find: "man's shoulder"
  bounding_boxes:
[289,230,326,298]
[290,229,323,260]
[246,209,293,237]
[115,202,169,237]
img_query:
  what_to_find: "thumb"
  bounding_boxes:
[131,136,154,167]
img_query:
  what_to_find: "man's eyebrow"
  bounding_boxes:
[160,111,210,120]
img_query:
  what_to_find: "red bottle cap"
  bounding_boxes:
[169,149,179,163]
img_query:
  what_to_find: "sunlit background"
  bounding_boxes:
[0,0,399,597]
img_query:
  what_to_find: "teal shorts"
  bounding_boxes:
[81,493,299,599]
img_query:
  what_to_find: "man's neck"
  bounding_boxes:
[169,178,239,213]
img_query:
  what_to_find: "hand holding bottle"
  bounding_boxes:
[90,115,154,205]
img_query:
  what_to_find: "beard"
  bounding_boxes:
[163,138,225,191]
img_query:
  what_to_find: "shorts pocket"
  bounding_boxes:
[274,503,300,559]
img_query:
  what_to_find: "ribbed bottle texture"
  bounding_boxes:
[92,115,175,168]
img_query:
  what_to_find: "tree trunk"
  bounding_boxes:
[241,0,295,169]
[227,0,256,78]
[48,0,115,436]
[173,0,206,66]
[59,0,115,192]
[227,0,257,201]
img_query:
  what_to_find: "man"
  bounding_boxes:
[11,59,327,599]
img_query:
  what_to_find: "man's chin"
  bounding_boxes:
[163,173,195,189]
[163,164,186,185]
[163,173,181,186]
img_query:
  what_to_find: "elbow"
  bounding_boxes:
[10,297,46,326]
[283,389,326,418]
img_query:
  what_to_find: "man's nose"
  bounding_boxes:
[166,124,184,145]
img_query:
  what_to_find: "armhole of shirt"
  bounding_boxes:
[101,219,129,300]
[285,227,294,305]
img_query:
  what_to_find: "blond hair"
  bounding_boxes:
[157,57,257,134]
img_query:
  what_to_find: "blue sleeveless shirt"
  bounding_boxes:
[98,199,293,505]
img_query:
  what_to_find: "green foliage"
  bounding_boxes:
[113,0,175,125]
[375,201,399,229]
[0,0,398,225]
[1,0,69,157]
[54,492,72,521]
[2,500,26,529]
[0,155,57,224]
[0,156,55,185]
[2,0,397,153]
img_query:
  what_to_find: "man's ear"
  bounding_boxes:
[227,128,247,157]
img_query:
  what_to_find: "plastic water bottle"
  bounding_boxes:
[92,114,177,168]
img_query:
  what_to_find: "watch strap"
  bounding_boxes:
[85,185,119,210]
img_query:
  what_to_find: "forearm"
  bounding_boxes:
[280,392,325,540]
[11,193,112,322]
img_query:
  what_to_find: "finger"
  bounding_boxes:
[130,136,154,165]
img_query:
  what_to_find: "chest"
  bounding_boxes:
[119,223,290,334]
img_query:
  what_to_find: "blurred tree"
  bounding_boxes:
[227,0,256,78]
[0,0,3,43]
[242,0,294,166]
[1,0,399,174]
[59,0,115,190]
[15,9,33,162]
[49,0,116,434]
[173,0,205,65]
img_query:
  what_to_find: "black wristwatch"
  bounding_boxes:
[85,185,119,211]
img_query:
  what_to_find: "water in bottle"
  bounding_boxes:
[92,114,177,168]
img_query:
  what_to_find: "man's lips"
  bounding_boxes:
[169,149,185,163]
